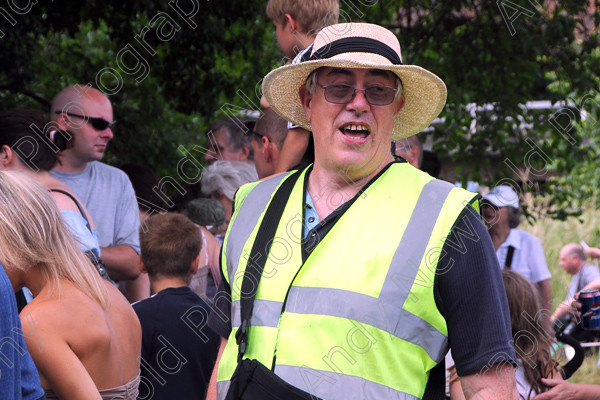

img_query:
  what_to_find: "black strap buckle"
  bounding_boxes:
[236,320,248,363]
[236,320,247,344]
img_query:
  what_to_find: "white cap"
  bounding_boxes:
[483,185,519,208]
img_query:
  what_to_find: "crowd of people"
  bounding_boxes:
[2,1,600,400]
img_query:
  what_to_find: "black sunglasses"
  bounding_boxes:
[243,129,265,139]
[55,111,116,131]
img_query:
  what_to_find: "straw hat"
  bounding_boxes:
[262,23,447,140]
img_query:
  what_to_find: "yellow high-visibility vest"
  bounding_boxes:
[217,163,478,400]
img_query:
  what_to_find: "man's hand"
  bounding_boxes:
[532,378,600,400]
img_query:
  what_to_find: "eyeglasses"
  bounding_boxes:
[55,111,116,131]
[393,142,413,153]
[243,129,265,139]
[317,83,398,106]
[481,201,499,210]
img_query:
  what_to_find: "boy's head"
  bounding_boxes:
[266,0,339,58]
[140,213,201,283]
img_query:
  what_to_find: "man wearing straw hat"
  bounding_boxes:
[207,23,517,400]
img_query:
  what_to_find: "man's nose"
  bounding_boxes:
[346,88,369,113]
[101,128,114,140]
[204,151,217,163]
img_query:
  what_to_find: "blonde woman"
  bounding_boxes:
[0,171,141,399]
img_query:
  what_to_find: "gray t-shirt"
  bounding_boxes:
[51,161,141,253]
[567,263,600,300]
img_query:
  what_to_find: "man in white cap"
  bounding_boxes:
[207,23,517,400]
[481,185,552,320]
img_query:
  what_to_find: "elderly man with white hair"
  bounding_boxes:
[201,160,259,238]
[207,23,518,400]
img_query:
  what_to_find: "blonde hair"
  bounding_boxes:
[266,0,339,36]
[0,171,108,307]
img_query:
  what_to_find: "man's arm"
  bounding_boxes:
[100,245,140,281]
[206,338,228,400]
[274,128,310,173]
[584,247,600,259]
[582,277,600,291]
[459,364,518,400]
[550,299,572,323]
[124,272,150,302]
[532,379,600,400]
[536,279,552,313]
[536,279,553,333]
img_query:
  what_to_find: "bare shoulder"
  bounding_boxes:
[103,281,141,333]
[25,284,104,331]
[19,297,62,342]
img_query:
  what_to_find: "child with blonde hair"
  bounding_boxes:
[265,0,340,174]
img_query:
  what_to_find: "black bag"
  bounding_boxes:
[225,359,319,400]
[225,171,319,400]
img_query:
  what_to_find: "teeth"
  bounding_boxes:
[344,124,368,132]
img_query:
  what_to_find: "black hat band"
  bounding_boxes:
[306,37,402,65]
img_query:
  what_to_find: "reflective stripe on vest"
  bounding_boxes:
[217,164,478,400]
[224,172,288,284]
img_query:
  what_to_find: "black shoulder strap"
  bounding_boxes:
[504,245,515,270]
[50,188,92,232]
[235,170,303,362]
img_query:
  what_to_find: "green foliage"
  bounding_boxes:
[0,0,598,217]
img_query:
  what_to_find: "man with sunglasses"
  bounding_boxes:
[50,85,141,284]
[207,23,517,400]
[246,108,290,179]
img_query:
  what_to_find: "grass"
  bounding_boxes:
[521,207,600,384]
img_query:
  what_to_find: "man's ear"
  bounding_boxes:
[299,85,312,123]
[284,13,297,32]
[239,144,251,161]
[394,95,406,115]
[54,112,71,131]
[1,145,15,167]
[261,136,273,162]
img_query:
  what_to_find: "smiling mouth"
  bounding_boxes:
[340,123,370,140]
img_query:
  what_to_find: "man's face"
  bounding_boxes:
[63,96,114,163]
[559,248,579,275]
[300,67,403,181]
[481,202,508,229]
[393,140,419,168]
[204,129,248,164]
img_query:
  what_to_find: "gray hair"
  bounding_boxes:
[208,117,254,160]
[201,160,258,201]
[305,68,404,101]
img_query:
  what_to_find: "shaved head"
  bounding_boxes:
[50,84,114,171]
[561,243,585,261]
[51,84,112,120]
